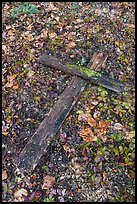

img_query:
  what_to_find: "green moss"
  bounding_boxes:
[67,64,102,77]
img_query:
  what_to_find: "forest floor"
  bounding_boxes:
[2,2,135,202]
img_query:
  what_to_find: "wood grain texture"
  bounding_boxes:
[38,54,128,93]
[15,52,128,174]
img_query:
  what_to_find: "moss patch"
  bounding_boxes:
[66,64,102,77]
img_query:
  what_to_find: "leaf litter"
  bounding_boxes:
[2,2,135,202]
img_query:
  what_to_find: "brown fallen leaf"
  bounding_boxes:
[7,74,17,82]
[87,116,96,127]
[127,24,135,29]
[7,29,16,36]
[124,131,135,140]
[26,25,32,30]
[14,188,28,202]
[42,175,55,190]
[98,120,110,130]
[75,18,84,23]
[79,127,97,143]
[46,2,59,12]
[78,112,89,122]
[5,81,14,88]
[67,42,76,49]
[49,32,57,39]
[2,170,8,180]
[63,144,71,153]
[13,84,19,90]
[24,34,34,41]
[41,30,48,38]
[115,41,120,47]
[27,70,35,79]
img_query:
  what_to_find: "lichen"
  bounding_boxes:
[66,64,102,77]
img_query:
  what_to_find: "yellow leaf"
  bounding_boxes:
[115,41,120,47]
[63,144,71,153]
[2,131,9,136]
[75,18,84,23]
[55,16,60,21]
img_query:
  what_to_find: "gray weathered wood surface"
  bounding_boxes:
[15,52,127,174]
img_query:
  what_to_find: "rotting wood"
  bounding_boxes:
[15,76,86,174]
[15,52,126,174]
[38,54,131,93]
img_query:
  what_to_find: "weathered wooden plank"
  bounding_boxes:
[38,54,130,93]
[15,76,86,173]
[14,52,111,174]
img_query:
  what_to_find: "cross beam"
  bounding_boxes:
[15,52,129,174]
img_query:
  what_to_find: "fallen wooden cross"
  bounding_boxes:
[15,51,130,174]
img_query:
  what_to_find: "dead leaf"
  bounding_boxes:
[7,29,16,36]
[124,131,135,140]
[127,24,135,29]
[67,42,76,48]
[93,111,101,120]
[115,41,120,47]
[42,175,55,190]
[7,74,17,82]
[2,45,7,52]
[75,18,84,23]
[41,30,48,38]
[70,54,75,58]
[78,112,89,122]
[24,34,34,41]
[13,84,19,90]
[78,112,97,127]
[2,131,9,136]
[49,32,57,39]
[55,16,60,21]
[6,25,12,30]
[87,116,96,127]
[14,188,28,202]
[26,25,32,30]
[98,120,110,130]
[79,127,97,143]
[9,36,16,41]
[113,123,123,130]
[5,81,14,88]
[63,144,71,153]
[27,70,35,78]
[2,170,8,180]
[46,2,59,12]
